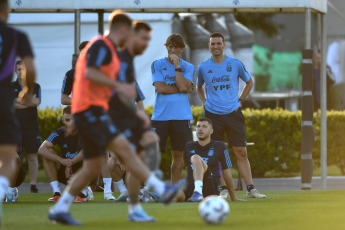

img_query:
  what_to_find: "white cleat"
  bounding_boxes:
[246,189,267,198]
[104,192,116,201]
[219,189,230,199]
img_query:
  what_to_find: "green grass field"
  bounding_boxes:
[2,191,345,230]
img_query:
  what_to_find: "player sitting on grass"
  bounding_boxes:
[38,106,92,202]
[176,118,245,202]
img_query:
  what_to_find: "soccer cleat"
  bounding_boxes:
[48,192,61,202]
[6,188,19,203]
[219,189,230,199]
[104,192,115,201]
[128,210,156,222]
[86,188,94,201]
[30,184,38,193]
[160,179,185,205]
[246,188,267,198]
[48,209,82,226]
[148,191,161,203]
[187,191,204,202]
[74,196,87,202]
[115,192,129,202]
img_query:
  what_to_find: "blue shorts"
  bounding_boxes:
[73,106,120,159]
[205,108,247,147]
[151,120,191,151]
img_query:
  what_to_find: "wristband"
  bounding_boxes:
[175,67,182,72]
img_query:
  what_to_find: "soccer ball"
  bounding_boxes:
[198,195,230,224]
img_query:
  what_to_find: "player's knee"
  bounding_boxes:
[234,147,248,160]
[190,154,202,164]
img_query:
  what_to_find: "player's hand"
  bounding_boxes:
[135,109,150,129]
[18,87,33,105]
[168,54,180,67]
[232,198,246,202]
[61,158,73,167]
[65,166,73,179]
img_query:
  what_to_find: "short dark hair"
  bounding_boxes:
[15,60,24,69]
[78,41,89,51]
[108,10,132,31]
[63,106,71,115]
[0,0,8,12]
[209,32,225,43]
[164,33,186,49]
[198,117,213,128]
[133,20,152,33]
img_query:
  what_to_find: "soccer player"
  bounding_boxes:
[12,60,41,193]
[177,118,245,202]
[0,0,36,224]
[151,33,194,183]
[196,32,266,198]
[60,41,88,106]
[38,106,92,203]
[107,20,162,204]
[48,11,184,225]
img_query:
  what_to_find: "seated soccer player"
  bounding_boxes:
[176,118,245,202]
[38,106,91,202]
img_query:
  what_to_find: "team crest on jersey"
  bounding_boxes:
[226,62,232,72]
[208,148,214,156]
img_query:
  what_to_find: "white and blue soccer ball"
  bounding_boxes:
[198,195,230,224]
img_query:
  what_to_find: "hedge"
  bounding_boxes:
[37,107,345,178]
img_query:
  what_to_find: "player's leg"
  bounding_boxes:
[101,154,115,200]
[108,152,128,202]
[3,149,21,203]
[0,146,18,202]
[226,109,266,198]
[23,129,41,193]
[42,156,62,201]
[170,120,191,183]
[187,155,208,202]
[139,130,162,174]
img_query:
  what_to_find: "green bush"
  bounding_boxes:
[38,107,345,178]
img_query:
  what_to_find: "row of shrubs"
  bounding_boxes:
[37,107,345,178]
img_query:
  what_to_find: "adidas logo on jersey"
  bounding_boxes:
[208,70,213,73]
[63,144,68,148]
[162,68,167,71]
[190,150,195,153]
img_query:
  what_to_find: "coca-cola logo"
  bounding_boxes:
[164,75,176,82]
[212,75,230,83]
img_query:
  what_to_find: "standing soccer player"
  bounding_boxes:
[0,0,36,225]
[48,11,184,226]
[197,32,266,198]
[151,33,194,183]
[177,118,245,202]
[12,60,41,193]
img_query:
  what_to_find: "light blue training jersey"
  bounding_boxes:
[197,55,251,115]
[151,58,194,121]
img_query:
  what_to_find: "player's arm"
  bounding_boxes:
[222,168,245,201]
[153,81,180,94]
[71,150,84,164]
[137,100,144,110]
[239,77,253,105]
[61,94,71,105]
[38,141,72,166]
[173,59,194,93]
[196,66,206,104]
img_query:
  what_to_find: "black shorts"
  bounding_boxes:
[205,108,247,147]
[184,170,221,200]
[151,120,191,151]
[15,157,26,187]
[19,128,42,154]
[108,108,149,152]
[73,106,120,159]
[0,94,20,145]
[57,162,83,185]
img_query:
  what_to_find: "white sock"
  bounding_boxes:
[194,180,203,194]
[81,187,88,196]
[52,192,75,213]
[129,203,143,214]
[114,179,128,194]
[103,178,112,193]
[145,174,165,196]
[0,176,9,201]
[7,187,15,194]
[50,181,61,194]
